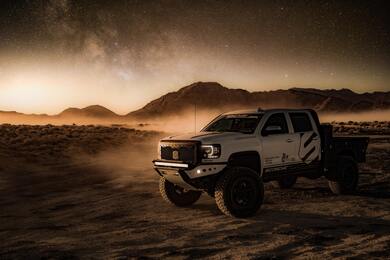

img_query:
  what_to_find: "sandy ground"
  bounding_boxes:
[0,124,389,259]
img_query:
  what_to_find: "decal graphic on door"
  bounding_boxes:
[298,132,320,163]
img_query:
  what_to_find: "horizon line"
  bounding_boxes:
[0,83,389,116]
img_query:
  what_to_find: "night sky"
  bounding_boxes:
[0,0,389,114]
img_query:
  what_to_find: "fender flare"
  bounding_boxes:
[227,151,261,174]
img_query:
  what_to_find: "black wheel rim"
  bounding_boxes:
[230,177,257,209]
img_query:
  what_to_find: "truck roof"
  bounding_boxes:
[223,108,314,115]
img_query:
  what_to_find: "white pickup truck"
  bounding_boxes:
[153,108,369,217]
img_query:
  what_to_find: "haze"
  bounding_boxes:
[0,1,389,115]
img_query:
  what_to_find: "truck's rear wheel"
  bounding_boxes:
[271,175,297,189]
[159,177,201,207]
[328,156,359,194]
[215,167,264,218]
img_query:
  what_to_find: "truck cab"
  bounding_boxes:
[153,108,368,218]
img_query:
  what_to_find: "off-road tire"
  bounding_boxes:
[215,167,264,218]
[271,175,297,189]
[328,156,359,194]
[159,177,201,207]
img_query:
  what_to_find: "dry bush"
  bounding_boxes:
[0,124,160,164]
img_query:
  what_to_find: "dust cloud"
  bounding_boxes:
[67,133,162,186]
[135,108,224,134]
[0,114,123,125]
[140,109,390,134]
[1,108,389,134]
[319,109,390,123]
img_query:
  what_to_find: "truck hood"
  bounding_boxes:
[162,131,255,143]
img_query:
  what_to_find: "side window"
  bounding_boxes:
[261,113,288,135]
[289,112,313,132]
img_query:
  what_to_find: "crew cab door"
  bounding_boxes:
[260,112,300,168]
[287,112,321,163]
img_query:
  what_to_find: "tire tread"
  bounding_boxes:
[159,177,201,207]
[215,167,264,218]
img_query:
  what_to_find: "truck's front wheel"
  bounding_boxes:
[215,167,264,218]
[328,156,359,194]
[159,177,201,207]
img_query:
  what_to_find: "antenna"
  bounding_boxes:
[194,102,197,133]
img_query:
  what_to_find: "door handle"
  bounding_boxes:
[286,139,293,143]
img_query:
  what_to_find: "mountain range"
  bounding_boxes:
[1,82,389,121]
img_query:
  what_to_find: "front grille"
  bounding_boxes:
[160,141,198,164]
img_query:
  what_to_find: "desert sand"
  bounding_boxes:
[0,123,389,259]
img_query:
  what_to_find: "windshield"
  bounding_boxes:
[203,114,263,134]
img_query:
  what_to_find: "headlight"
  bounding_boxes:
[201,144,221,159]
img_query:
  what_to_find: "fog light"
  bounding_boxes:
[196,169,201,174]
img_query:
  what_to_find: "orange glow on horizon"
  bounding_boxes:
[0,55,389,115]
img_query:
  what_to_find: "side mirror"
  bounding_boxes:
[262,125,282,136]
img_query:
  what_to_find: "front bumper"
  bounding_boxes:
[153,160,227,189]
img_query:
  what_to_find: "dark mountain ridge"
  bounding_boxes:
[1,82,389,121]
[59,105,118,118]
[128,82,390,118]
